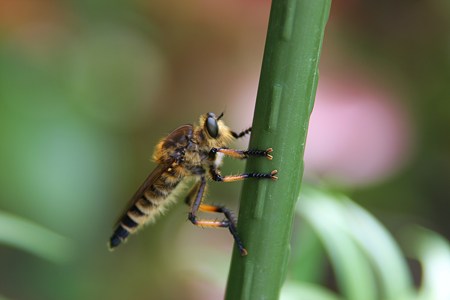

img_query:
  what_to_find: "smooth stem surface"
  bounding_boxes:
[225,0,331,299]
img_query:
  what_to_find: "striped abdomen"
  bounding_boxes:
[109,171,182,249]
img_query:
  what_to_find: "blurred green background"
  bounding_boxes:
[0,1,449,299]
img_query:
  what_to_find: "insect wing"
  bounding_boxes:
[161,124,193,151]
[114,124,193,227]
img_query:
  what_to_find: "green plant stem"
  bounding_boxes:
[225,0,331,299]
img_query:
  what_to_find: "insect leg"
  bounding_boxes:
[184,180,202,206]
[231,127,252,139]
[210,166,278,182]
[210,147,274,160]
[187,176,248,256]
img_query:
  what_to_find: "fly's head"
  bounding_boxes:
[198,112,234,149]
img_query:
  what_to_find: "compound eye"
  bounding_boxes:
[205,116,219,138]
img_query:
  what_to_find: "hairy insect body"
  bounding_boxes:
[109,112,277,255]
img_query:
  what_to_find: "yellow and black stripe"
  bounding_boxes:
[109,173,182,250]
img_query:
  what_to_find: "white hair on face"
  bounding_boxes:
[214,152,225,169]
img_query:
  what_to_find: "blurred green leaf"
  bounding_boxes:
[401,226,450,300]
[291,186,450,300]
[341,198,414,299]
[298,187,378,300]
[281,282,343,300]
[0,211,75,264]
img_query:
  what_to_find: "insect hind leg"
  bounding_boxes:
[188,206,248,257]
[185,177,248,256]
[194,203,247,256]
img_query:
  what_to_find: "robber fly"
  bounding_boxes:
[108,112,277,256]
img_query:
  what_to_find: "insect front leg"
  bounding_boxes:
[231,127,252,139]
[210,147,274,160]
[209,166,278,182]
[185,177,248,256]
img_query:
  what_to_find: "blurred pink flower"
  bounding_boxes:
[304,73,414,187]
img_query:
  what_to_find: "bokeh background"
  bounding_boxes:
[0,1,449,299]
